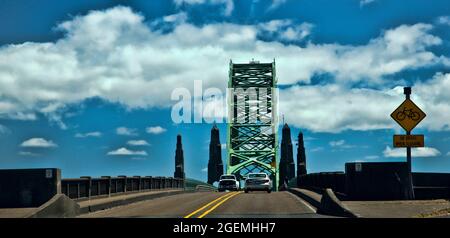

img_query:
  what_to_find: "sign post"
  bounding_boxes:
[390,87,426,200]
[405,88,412,187]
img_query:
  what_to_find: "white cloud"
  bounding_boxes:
[281,73,450,132]
[201,167,208,172]
[107,147,148,156]
[330,140,345,147]
[127,140,150,146]
[20,138,57,148]
[360,0,375,7]
[258,20,313,42]
[6,112,37,121]
[268,0,287,11]
[163,12,188,24]
[437,16,450,25]
[310,147,324,152]
[383,146,441,158]
[174,0,234,16]
[116,127,138,136]
[412,73,450,131]
[280,85,402,132]
[0,6,448,133]
[329,140,345,147]
[146,126,167,134]
[75,131,102,138]
[0,124,10,134]
[130,157,147,161]
[329,139,355,149]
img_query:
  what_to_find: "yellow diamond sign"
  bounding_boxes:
[391,99,426,132]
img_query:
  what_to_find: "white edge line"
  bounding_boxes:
[286,191,317,213]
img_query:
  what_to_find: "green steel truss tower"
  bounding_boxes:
[227,60,279,190]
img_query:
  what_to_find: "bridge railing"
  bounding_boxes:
[297,169,450,200]
[61,176,184,200]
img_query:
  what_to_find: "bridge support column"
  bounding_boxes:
[174,135,185,179]
[297,132,307,187]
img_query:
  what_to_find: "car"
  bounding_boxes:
[218,174,240,192]
[244,173,272,193]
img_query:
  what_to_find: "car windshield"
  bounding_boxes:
[248,174,266,178]
[221,176,235,180]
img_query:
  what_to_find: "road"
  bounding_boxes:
[80,191,328,218]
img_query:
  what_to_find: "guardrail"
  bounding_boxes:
[61,176,184,200]
[297,168,450,200]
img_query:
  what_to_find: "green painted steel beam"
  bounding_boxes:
[226,60,279,190]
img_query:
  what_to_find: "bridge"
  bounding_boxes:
[227,60,279,188]
[1,61,450,218]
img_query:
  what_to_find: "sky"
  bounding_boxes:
[0,0,449,181]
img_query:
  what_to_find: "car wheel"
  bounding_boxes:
[244,189,249,193]
[267,189,271,193]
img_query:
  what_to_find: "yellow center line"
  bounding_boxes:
[197,191,242,218]
[183,192,237,218]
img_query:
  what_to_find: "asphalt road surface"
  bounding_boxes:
[80,191,329,218]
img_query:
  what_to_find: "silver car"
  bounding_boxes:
[244,173,272,193]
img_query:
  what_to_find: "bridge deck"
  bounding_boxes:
[344,199,450,218]
[79,191,327,218]
[0,207,37,218]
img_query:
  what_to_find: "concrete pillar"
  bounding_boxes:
[101,176,111,197]
[118,175,127,193]
[133,176,141,191]
[80,176,91,198]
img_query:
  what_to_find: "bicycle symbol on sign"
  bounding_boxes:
[396,107,420,121]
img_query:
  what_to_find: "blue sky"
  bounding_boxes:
[0,0,449,181]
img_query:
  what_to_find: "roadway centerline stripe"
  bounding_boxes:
[197,191,242,218]
[183,192,237,218]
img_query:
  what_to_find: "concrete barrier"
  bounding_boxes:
[287,188,321,209]
[318,189,359,218]
[27,194,80,218]
[0,168,61,208]
[346,162,414,200]
[288,187,359,218]
[79,189,190,214]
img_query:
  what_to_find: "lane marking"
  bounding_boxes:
[286,191,317,213]
[183,192,237,218]
[197,191,242,218]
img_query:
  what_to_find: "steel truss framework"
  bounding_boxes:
[227,60,279,190]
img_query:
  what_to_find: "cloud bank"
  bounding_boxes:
[0,6,449,132]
